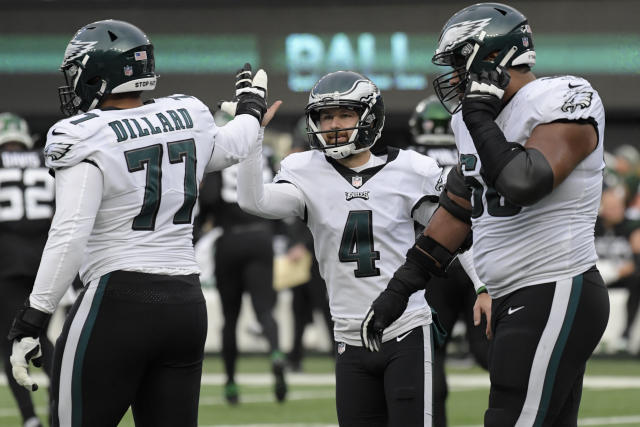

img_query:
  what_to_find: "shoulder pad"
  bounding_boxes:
[162,94,211,113]
[405,149,445,195]
[274,151,315,184]
[44,113,101,169]
[531,76,603,123]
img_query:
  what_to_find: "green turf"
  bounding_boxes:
[1,356,639,426]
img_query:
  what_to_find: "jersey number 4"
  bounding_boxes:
[124,139,197,231]
[339,210,380,278]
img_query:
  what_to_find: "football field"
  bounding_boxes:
[1,356,639,426]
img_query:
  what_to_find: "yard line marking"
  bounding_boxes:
[578,415,640,425]
[2,373,640,389]
[456,415,640,427]
[199,415,640,427]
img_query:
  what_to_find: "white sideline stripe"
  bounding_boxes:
[459,415,640,427]
[3,373,640,389]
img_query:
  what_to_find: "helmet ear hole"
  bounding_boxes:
[87,76,101,85]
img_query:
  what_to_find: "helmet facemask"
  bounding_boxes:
[58,56,107,117]
[306,103,378,160]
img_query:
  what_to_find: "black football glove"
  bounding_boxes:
[219,63,268,123]
[462,66,511,121]
[7,303,51,391]
[360,287,409,352]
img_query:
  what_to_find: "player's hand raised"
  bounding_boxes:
[462,66,511,120]
[219,63,268,123]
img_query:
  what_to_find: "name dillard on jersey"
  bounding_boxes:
[107,108,194,143]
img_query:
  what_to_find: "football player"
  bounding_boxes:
[235,70,445,426]
[408,97,490,427]
[0,113,54,427]
[361,3,609,426]
[7,20,268,426]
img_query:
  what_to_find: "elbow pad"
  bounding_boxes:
[439,166,472,225]
[494,148,554,206]
[462,111,523,187]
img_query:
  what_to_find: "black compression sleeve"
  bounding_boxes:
[462,104,524,186]
[494,148,555,206]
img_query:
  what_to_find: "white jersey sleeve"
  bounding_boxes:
[44,113,103,170]
[406,150,444,226]
[206,114,260,172]
[29,162,103,313]
[532,76,604,125]
[236,129,306,219]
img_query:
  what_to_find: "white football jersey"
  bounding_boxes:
[44,95,233,284]
[452,76,605,297]
[275,147,443,344]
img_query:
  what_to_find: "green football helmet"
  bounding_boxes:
[408,95,454,146]
[305,71,385,159]
[432,2,535,113]
[0,113,34,149]
[58,20,157,117]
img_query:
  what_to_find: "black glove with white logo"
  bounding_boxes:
[462,66,511,121]
[219,63,268,123]
[360,287,409,352]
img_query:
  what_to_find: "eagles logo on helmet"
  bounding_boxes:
[58,20,157,117]
[305,71,385,160]
[431,2,536,114]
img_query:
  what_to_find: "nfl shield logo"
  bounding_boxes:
[123,65,133,76]
[522,37,529,47]
[352,176,363,188]
[337,342,346,355]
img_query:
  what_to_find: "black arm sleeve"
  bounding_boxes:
[462,101,524,186]
[462,102,555,206]
[494,148,554,206]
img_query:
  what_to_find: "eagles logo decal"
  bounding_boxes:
[436,18,492,54]
[62,40,98,65]
[44,142,74,161]
[561,91,593,113]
